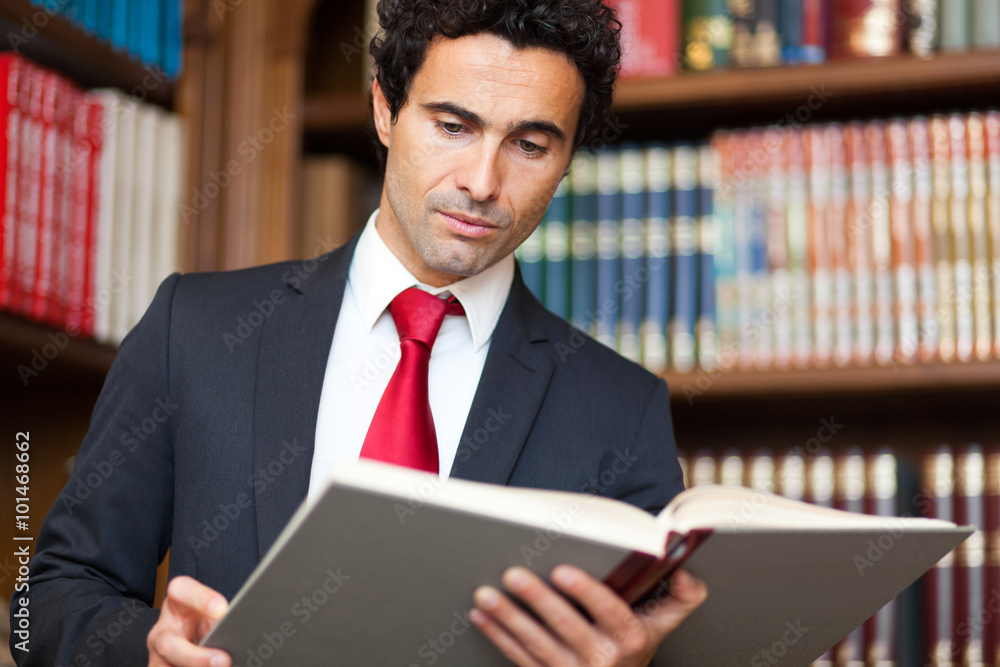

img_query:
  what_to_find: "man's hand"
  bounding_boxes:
[147,576,232,667]
[470,566,706,667]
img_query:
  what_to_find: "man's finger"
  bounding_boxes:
[549,564,639,639]
[640,569,708,637]
[469,607,546,667]
[150,630,232,667]
[165,576,229,621]
[500,567,603,653]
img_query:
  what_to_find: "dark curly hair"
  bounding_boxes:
[369,0,622,164]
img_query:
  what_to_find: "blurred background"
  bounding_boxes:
[1,1,999,665]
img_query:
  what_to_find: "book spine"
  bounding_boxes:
[0,56,18,309]
[863,448,899,665]
[923,446,955,666]
[800,0,827,63]
[153,112,182,298]
[83,0,99,34]
[29,71,58,323]
[610,0,680,78]
[696,143,717,371]
[747,130,772,368]
[689,448,718,486]
[49,78,75,329]
[778,0,803,64]
[846,123,875,365]
[711,132,739,365]
[671,143,698,373]
[967,113,993,361]
[829,0,904,58]
[906,0,940,56]
[96,0,112,42]
[717,448,744,486]
[987,112,1000,359]
[827,124,854,367]
[764,127,793,369]
[806,449,835,508]
[973,0,1000,48]
[807,126,834,367]
[785,127,812,367]
[683,0,732,70]
[732,131,755,368]
[128,0,144,60]
[14,63,37,316]
[131,104,157,327]
[164,0,183,78]
[595,148,621,350]
[940,0,973,51]
[619,143,645,364]
[909,117,938,363]
[746,448,775,492]
[642,143,671,372]
[516,225,545,301]
[888,119,919,364]
[985,446,1000,667]
[110,0,128,52]
[776,452,805,501]
[543,177,570,320]
[729,0,757,67]
[833,448,867,666]
[570,151,598,335]
[67,90,91,336]
[867,121,896,366]
[930,115,957,362]
[752,0,781,66]
[141,0,162,67]
[954,445,986,666]
[949,114,975,362]
[110,96,137,344]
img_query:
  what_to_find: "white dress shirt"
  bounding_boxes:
[307,209,515,501]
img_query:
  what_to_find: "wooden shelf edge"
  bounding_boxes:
[0,312,116,380]
[303,92,371,132]
[663,360,1000,401]
[0,0,174,107]
[613,50,1000,112]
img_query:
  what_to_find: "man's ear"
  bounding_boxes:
[372,74,393,149]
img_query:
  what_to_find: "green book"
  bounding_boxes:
[683,0,732,70]
[941,0,973,51]
[974,0,1000,48]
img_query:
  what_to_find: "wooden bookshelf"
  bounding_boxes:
[0,0,174,107]
[302,50,1000,134]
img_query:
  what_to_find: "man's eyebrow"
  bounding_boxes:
[421,101,567,144]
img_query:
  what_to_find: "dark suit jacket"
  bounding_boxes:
[12,233,684,666]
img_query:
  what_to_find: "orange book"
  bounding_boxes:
[845,122,875,365]
[967,113,992,361]
[866,121,895,366]
[887,119,918,364]
[909,117,938,363]
[806,126,833,367]
[827,124,853,367]
[949,114,975,363]
[930,115,957,363]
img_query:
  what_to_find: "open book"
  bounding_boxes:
[202,458,971,666]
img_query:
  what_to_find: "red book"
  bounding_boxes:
[953,444,985,666]
[887,119,918,364]
[826,124,853,367]
[0,54,22,309]
[845,122,875,365]
[65,86,90,336]
[922,445,955,666]
[608,0,680,78]
[828,0,904,59]
[29,69,59,322]
[986,445,1000,667]
[806,126,833,367]
[801,0,827,63]
[79,98,105,338]
[47,77,77,328]
[14,61,41,317]
[863,448,899,664]
[867,121,895,366]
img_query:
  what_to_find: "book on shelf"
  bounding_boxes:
[608,0,680,78]
[299,155,381,259]
[200,458,971,667]
[0,54,185,351]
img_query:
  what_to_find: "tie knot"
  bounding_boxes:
[389,287,465,349]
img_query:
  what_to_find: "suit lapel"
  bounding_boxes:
[252,235,359,559]
[449,267,555,485]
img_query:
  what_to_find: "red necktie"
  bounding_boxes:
[359,287,465,472]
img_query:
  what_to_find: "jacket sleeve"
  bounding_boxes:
[10,274,182,666]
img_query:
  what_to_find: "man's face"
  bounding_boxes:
[372,32,585,287]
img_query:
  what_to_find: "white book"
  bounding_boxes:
[152,111,184,296]
[90,90,120,344]
[130,102,157,332]
[110,95,137,344]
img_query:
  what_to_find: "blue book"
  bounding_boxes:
[543,177,570,319]
[128,0,144,59]
[141,0,162,66]
[96,0,112,41]
[595,148,621,350]
[642,143,671,372]
[516,224,545,302]
[82,0,99,33]
[670,144,698,373]
[779,0,803,64]
[618,143,645,364]
[111,0,128,51]
[569,151,598,335]
[163,0,184,77]
[62,0,81,25]
[695,144,717,371]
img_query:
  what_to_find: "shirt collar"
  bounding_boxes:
[349,209,514,351]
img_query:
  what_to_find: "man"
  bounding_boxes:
[12,1,705,665]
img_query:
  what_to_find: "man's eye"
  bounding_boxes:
[519,140,545,155]
[440,122,464,135]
